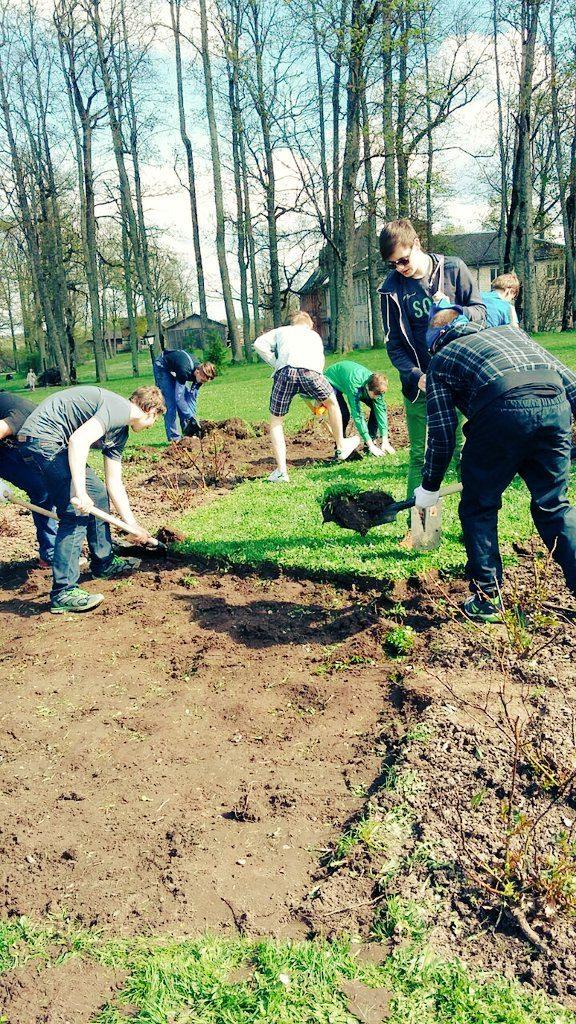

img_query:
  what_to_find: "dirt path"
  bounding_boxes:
[1,418,576,1010]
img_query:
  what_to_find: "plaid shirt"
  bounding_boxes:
[423,324,576,490]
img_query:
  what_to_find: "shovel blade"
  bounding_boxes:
[410,504,442,550]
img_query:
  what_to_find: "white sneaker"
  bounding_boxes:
[336,435,361,461]
[267,469,290,483]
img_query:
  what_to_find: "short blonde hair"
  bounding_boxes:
[491,272,520,299]
[367,372,388,395]
[130,385,166,415]
[290,310,314,329]
[199,361,217,380]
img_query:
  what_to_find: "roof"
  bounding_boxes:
[166,313,227,329]
[435,232,564,266]
[298,229,565,295]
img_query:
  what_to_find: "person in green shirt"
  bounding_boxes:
[324,361,395,457]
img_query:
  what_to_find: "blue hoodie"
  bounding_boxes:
[379,254,486,402]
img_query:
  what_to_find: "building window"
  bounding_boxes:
[490,267,499,282]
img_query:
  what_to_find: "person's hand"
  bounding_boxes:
[0,481,14,503]
[71,492,95,515]
[414,486,440,509]
[417,374,427,392]
[125,523,153,546]
[368,441,384,457]
[432,290,450,305]
[381,438,396,455]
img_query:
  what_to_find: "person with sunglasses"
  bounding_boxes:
[378,219,485,538]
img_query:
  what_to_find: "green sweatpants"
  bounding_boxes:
[403,392,464,501]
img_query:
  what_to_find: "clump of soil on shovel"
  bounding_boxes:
[321,489,398,535]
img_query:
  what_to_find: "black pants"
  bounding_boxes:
[460,392,576,596]
[334,388,378,439]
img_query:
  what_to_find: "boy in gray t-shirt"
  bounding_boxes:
[18,385,166,614]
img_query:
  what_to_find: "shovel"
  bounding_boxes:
[6,494,169,556]
[322,482,462,545]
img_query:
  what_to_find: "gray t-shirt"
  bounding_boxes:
[20,386,131,461]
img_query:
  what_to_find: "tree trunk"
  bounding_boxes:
[0,61,69,382]
[238,113,260,339]
[247,0,281,328]
[493,0,508,271]
[504,0,541,332]
[169,0,209,337]
[382,4,396,219]
[121,216,139,374]
[198,0,242,360]
[549,0,576,328]
[312,9,336,348]
[56,21,107,381]
[89,0,161,360]
[331,0,348,350]
[396,4,410,217]
[360,74,384,347]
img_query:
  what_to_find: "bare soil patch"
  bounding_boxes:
[1,417,575,1015]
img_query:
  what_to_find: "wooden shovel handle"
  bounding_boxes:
[437,482,463,498]
[71,498,160,549]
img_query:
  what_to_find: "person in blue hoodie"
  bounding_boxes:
[481,272,520,328]
[378,219,486,535]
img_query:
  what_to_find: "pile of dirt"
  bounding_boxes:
[322,489,399,535]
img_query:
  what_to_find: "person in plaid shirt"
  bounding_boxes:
[253,311,360,482]
[414,315,576,621]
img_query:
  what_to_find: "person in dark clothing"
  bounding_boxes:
[17,385,166,614]
[0,392,57,565]
[153,350,217,441]
[378,218,486,514]
[414,316,576,622]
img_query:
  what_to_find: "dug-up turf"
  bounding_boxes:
[1,417,576,1015]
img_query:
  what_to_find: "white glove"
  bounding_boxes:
[414,485,440,509]
[0,481,14,503]
[381,438,396,455]
[367,441,384,457]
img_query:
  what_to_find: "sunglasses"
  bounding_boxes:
[387,242,415,270]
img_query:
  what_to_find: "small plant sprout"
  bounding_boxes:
[384,625,416,657]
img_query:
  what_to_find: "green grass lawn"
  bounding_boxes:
[4,331,575,583]
[175,453,548,585]
[0,918,574,1023]
[4,331,574,454]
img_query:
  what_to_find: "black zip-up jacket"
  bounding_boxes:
[378,254,486,402]
[158,349,198,385]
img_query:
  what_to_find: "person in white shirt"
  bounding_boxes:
[26,368,37,391]
[253,310,360,482]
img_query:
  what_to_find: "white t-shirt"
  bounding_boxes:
[253,325,325,374]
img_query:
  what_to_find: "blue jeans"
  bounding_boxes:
[153,358,198,440]
[19,440,115,600]
[459,392,576,596]
[0,441,57,562]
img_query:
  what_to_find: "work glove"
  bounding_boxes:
[367,441,384,457]
[0,481,14,503]
[414,486,440,509]
[381,438,396,455]
[183,417,202,438]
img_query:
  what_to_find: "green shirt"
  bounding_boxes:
[324,361,388,443]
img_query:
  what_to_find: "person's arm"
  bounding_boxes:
[253,329,278,368]
[455,262,486,325]
[509,305,519,328]
[67,417,105,513]
[421,370,458,491]
[0,418,12,441]
[381,291,424,396]
[372,396,389,442]
[104,457,153,543]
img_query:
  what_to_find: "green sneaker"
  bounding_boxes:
[463,593,503,623]
[51,587,104,614]
[92,555,141,579]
